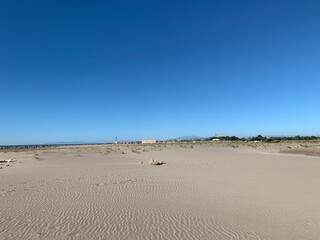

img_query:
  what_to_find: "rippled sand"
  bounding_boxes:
[1,144,320,239]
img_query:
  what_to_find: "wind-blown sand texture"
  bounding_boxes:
[1,143,320,239]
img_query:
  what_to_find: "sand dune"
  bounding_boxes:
[0,144,320,239]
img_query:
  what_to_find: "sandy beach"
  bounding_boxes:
[1,142,320,239]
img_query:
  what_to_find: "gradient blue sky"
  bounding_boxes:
[1,0,320,145]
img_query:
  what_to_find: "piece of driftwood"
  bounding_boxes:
[149,159,164,166]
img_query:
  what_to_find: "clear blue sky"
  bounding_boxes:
[1,0,320,145]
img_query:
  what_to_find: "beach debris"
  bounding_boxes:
[140,161,144,164]
[149,158,164,166]
[0,158,12,163]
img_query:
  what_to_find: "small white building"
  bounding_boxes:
[211,138,220,142]
[142,140,157,144]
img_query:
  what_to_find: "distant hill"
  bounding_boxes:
[173,136,203,140]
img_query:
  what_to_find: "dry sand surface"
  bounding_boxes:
[1,143,320,239]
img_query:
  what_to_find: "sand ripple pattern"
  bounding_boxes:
[0,175,264,240]
[1,148,320,239]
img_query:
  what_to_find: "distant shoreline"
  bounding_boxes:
[0,143,106,150]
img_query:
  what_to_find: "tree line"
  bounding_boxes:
[207,135,320,142]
